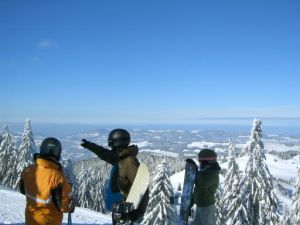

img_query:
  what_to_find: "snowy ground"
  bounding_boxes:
[0,186,112,225]
[1,153,299,224]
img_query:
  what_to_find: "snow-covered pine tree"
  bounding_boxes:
[77,164,94,209]
[2,146,18,188]
[91,170,105,212]
[215,186,225,225]
[240,119,264,157]
[141,161,179,225]
[291,167,300,224]
[281,205,292,225]
[0,125,17,188]
[15,119,37,188]
[62,158,78,201]
[227,189,248,225]
[223,139,240,220]
[228,119,279,225]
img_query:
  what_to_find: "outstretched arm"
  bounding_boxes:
[81,139,119,165]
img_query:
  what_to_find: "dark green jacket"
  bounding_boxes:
[193,162,221,207]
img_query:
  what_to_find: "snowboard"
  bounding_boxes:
[180,159,198,225]
[104,165,124,211]
[125,163,150,209]
[112,163,150,224]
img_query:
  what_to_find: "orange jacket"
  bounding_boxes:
[21,157,73,225]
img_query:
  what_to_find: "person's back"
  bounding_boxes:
[191,149,220,225]
[20,137,74,225]
[193,162,220,207]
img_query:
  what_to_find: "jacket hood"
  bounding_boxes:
[118,145,139,159]
[35,154,62,170]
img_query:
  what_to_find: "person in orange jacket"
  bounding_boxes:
[19,137,75,225]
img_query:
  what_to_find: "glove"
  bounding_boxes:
[186,158,197,169]
[80,139,89,148]
[186,158,196,165]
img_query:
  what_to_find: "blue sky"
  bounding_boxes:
[0,0,299,124]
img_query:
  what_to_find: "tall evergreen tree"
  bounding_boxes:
[291,168,300,224]
[141,161,179,225]
[281,205,292,225]
[77,165,94,208]
[15,119,37,188]
[223,139,240,217]
[215,186,225,225]
[91,170,105,212]
[62,158,78,202]
[0,125,17,188]
[240,120,264,157]
[227,119,279,225]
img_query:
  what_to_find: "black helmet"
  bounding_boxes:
[198,149,217,162]
[108,129,130,149]
[40,137,62,161]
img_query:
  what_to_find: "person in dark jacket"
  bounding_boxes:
[191,149,221,225]
[81,128,149,224]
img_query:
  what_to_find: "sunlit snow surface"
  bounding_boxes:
[0,186,112,225]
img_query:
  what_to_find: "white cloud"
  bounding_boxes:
[37,39,58,49]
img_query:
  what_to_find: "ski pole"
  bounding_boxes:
[68,212,72,225]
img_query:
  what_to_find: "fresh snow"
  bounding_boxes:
[132,141,151,148]
[0,185,112,225]
[170,170,185,193]
[187,141,228,149]
[190,130,202,134]
[140,149,179,157]
[221,154,300,181]
[264,142,300,152]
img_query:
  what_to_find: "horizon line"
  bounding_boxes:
[1,116,300,125]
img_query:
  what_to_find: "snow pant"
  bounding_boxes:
[192,205,216,225]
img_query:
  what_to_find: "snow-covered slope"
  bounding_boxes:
[0,185,112,225]
[222,154,300,181]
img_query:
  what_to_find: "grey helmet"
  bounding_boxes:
[40,137,62,161]
[108,129,130,149]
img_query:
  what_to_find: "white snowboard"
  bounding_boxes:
[125,163,150,209]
